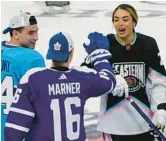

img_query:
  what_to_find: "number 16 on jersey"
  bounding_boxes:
[50,97,81,141]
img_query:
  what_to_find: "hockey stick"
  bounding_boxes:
[126,96,166,141]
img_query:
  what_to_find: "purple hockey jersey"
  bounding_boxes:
[5,61,116,141]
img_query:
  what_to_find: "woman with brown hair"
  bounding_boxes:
[95,4,166,141]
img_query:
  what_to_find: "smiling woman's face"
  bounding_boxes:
[113,8,136,40]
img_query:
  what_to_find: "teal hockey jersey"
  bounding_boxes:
[1,41,46,141]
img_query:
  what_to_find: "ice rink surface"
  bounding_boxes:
[1,1,166,140]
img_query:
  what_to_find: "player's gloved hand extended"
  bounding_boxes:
[152,104,166,131]
[83,32,111,65]
[150,106,166,139]
[112,75,129,98]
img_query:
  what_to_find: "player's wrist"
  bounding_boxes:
[89,49,111,64]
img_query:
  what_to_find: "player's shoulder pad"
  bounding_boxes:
[20,67,46,84]
[18,48,44,62]
[25,48,44,58]
[9,48,44,65]
[72,66,97,75]
[137,33,158,52]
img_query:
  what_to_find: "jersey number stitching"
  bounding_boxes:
[1,76,14,114]
[50,97,81,140]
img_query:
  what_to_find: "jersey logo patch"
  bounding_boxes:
[113,62,145,92]
[59,74,67,80]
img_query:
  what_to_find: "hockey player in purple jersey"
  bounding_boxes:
[5,32,116,141]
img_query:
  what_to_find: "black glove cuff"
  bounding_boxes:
[80,62,93,68]
[157,103,166,110]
